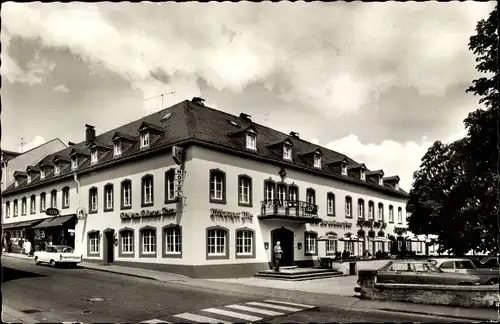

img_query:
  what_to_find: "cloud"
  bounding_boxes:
[1,2,494,115]
[22,136,46,152]
[53,84,69,93]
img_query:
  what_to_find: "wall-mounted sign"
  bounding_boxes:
[120,207,176,219]
[172,146,184,165]
[210,208,253,221]
[45,208,60,216]
[76,207,88,220]
[310,220,352,229]
[175,168,184,198]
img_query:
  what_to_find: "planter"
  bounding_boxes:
[357,229,366,237]
[368,230,376,238]
[377,230,385,237]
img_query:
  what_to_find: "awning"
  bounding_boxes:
[318,235,338,241]
[32,215,75,229]
[340,235,360,241]
[2,219,43,230]
[372,237,391,242]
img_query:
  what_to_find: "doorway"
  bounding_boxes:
[271,227,294,267]
[104,230,115,264]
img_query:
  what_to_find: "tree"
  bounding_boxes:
[407,5,498,255]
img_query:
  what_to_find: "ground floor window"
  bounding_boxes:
[141,228,156,254]
[207,228,228,257]
[121,231,134,254]
[305,232,317,255]
[344,241,354,254]
[165,226,182,254]
[326,239,337,255]
[406,240,412,251]
[418,241,423,253]
[236,230,253,256]
[89,232,99,254]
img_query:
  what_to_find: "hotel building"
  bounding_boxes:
[2,98,420,278]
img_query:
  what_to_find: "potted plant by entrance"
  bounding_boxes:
[368,229,376,238]
[357,229,365,238]
[377,230,385,237]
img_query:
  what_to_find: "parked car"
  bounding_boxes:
[363,260,481,285]
[429,258,499,285]
[34,245,82,268]
[480,256,499,269]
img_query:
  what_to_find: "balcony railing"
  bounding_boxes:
[259,199,320,221]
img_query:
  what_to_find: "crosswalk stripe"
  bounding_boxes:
[202,308,262,322]
[139,319,172,324]
[226,304,284,316]
[246,301,302,312]
[173,312,231,324]
[264,300,316,309]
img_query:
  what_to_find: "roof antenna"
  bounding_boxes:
[20,137,25,153]
[143,90,176,109]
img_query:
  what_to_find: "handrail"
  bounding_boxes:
[260,199,319,218]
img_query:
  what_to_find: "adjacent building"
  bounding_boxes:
[2,98,421,278]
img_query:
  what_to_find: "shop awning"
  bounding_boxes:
[32,215,75,229]
[372,237,391,242]
[318,232,339,241]
[340,235,360,241]
[2,219,43,230]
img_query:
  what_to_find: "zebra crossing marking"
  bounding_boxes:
[202,307,263,322]
[139,319,172,324]
[226,304,284,316]
[173,312,231,324]
[246,301,302,312]
[264,299,316,309]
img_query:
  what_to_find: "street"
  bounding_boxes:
[2,257,467,323]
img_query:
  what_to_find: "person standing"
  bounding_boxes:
[273,241,283,272]
[23,239,32,256]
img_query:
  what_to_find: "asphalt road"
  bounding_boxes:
[2,257,467,323]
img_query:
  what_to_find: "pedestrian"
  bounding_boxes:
[376,250,382,259]
[273,241,283,272]
[23,239,32,256]
[40,241,46,252]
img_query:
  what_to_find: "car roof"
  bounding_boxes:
[431,258,471,262]
[50,245,72,249]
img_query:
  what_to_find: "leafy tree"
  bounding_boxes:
[407,5,498,255]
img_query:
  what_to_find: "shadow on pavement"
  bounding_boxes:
[1,266,46,283]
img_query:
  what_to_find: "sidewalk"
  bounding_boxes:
[3,253,499,321]
[2,305,37,324]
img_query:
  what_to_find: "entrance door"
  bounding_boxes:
[271,227,294,267]
[104,230,114,264]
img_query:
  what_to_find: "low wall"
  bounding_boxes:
[359,283,499,309]
[332,259,389,275]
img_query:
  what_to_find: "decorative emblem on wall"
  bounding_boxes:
[76,207,87,220]
[279,167,287,181]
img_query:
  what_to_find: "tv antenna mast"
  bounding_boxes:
[143,90,176,109]
[20,137,26,153]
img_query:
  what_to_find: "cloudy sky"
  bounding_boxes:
[1,2,495,191]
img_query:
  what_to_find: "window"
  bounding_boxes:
[398,207,403,224]
[209,170,226,203]
[390,263,414,272]
[344,241,354,253]
[283,145,292,160]
[246,134,256,150]
[89,187,98,213]
[104,184,114,211]
[380,203,386,222]
[378,177,383,186]
[345,196,352,218]
[27,174,32,184]
[236,229,254,258]
[121,180,132,209]
[368,201,374,220]
[142,175,154,206]
[14,179,19,187]
[30,196,36,214]
[313,155,322,168]
[114,142,122,156]
[288,185,298,201]
[306,188,315,205]
[440,261,454,269]
[119,229,134,256]
[395,183,400,190]
[418,241,423,253]
[326,239,337,255]
[88,232,100,255]
[277,184,287,202]
[140,227,157,256]
[21,198,27,215]
[304,232,317,255]
[164,226,182,256]
[5,202,10,218]
[71,157,78,170]
[264,180,275,202]
[165,169,176,202]
[238,175,252,206]
[360,170,366,181]
[62,187,70,208]
[140,132,150,148]
[40,193,46,212]
[13,200,18,216]
[358,199,365,219]
[51,190,57,208]
[207,227,229,259]
[327,193,335,216]
[91,149,98,164]
[40,169,45,179]
[341,164,347,176]
[54,163,60,175]
[414,263,432,273]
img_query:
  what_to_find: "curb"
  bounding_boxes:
[374,307,495,322]
[80,265,160,282]
[2,305,38,324]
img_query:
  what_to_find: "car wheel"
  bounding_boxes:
[487,279,499,285]
[50,260,57,268]
[34,257,40,265]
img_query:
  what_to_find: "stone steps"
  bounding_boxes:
[255,268,344,281]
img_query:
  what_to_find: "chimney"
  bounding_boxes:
[239,113,252,121]
[191,97,206,106]
[290,131,300,138]
[85,124,96,145]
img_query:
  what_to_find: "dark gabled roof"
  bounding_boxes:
[327,156,349,165]
[3,99,408,198]
[52,155,70,163]
[366,169,384,176]
[70,148,90,157]
[347,163,367,170]
[267,137,294,148]
[300,148,324,157]
[26,166,40,173]
[13,171,28,177]
[89,141,113,150]
[39,160,54,168]
[228,125,258,137]
[384,176,400,182]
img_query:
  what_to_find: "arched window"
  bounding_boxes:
[121,179,132,209]
[235,228,255,259]
[89,187,98,213]
[119,228,134,257]
[209,169,226,204]
[304,231,318,256]
[165,168,176,203]
[358,199,365,219]
[141,174,154,207]
[327,192,336,216]
[62,187,70,209]
[206,227,229,259]
[345,196,352,218]
[104,183,114,212]
[139,226,157,257]
[87,231,100,256]
[238,175,253,207]
[163,225,182,258]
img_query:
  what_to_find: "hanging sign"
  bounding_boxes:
[76,207,88,220]
[175,168,184,198]
[172,146,184,165]
[45,208,60,216]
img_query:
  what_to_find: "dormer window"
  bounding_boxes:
[313,155,322,168]
[378,177,383,186]
[27,174,31,184]
[140,132,150,148]
[114,142,122,156]
[360,169,366,181]
[341,164,347,176]
[14,180,19,187]
[283,145,292,160]
[395,183,400,190]
[246,133,256,150]
[40,169,46,179]
[91,149,98,164]
[54,163,60,175]
[71,157,78,170]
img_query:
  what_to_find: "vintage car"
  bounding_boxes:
[429,258,499,285]
[480,256,499,269]
[359,260,481,286]
[34,245,82,268]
